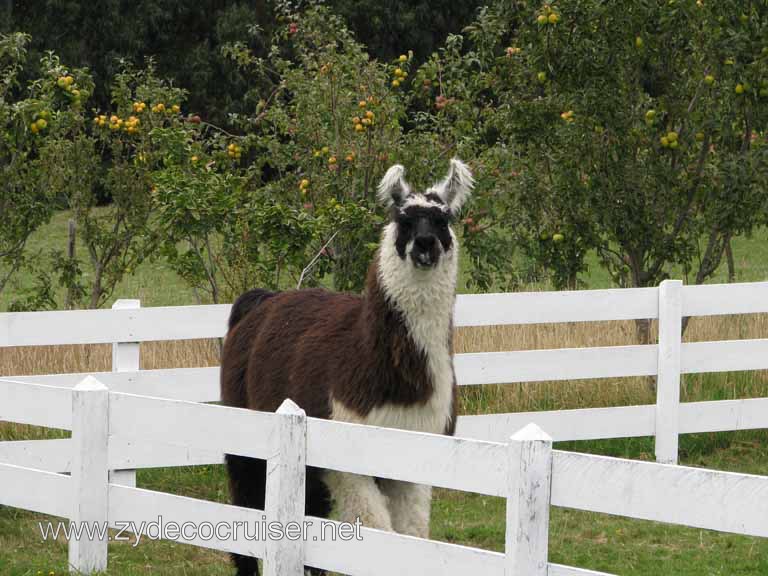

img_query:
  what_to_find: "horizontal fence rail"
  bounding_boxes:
[3,280,768,349]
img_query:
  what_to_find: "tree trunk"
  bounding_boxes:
[725,238,736,283]
[89,264,103,309]
[65,219,77,310]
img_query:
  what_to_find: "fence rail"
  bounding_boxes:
[4,281,768,348]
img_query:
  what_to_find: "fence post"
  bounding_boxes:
[655,279,683,464]
[110,299,140,487]
[68,376,109,574]
[264,399,307,576]
[505,423,552,576]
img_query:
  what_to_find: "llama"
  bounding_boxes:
[220,158,473,576]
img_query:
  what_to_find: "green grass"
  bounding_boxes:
[1,209,198,310]
[5,210,768,311]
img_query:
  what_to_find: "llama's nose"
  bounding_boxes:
[415,235,436,252]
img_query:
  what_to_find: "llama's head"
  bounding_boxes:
[377,158,473,271]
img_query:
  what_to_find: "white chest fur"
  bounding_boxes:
[332,223,457,434]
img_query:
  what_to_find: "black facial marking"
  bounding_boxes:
[424,192,445,205]
[392,200,453,267]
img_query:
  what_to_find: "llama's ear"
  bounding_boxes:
[436,158,474,215]
[377,164,410,208]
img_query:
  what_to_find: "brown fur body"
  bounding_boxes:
[221,263,457,432]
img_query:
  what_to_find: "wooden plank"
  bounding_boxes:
[108,392,278,460]
[0,378,73,429]
[303,517,505,576]
[9,367,221,402]
[682,339,768,374]
[505,424,552,576]
[0,437,225,473]
[0,439,72,472]
[108,484,266,559]
[1,281,766,348]
[11,398,762,475]
[110,300,141,488]
[0,461,71,517]
[455,405,655,443]
[454,287,658,326]
[0,304,230,347]
[69,377,109,573]
[680,398,768,433]
[306,419,507,497]
[1,286,661,349]
[109,437,224,469]
[682,281,768,317]
[455,345,657,385]
[264,400,307,576]
[551,451,768,537]
[655,280,682,464]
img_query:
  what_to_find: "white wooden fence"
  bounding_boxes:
[2,280,768,573]
[1,376,767,575]
[4,280,768,466]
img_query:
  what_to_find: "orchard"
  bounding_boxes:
[1,1,767,321]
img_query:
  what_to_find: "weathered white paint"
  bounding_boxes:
[9,367,221,402]
[307,417,507,497]
[0,439,72,471]
[0,461,71,517]
[108,392,277,460]
[505,424,552,576]
[455,345,657,385]
[679,397,768,433]
[552,450,768,537]
[9,396,767,476]
[110,300,140,487]
[455,405,656,442]
[108,484,266,558]
[304,516,505,576]
[264,399,307,576]
[68,377,109,574]
[655,280,682,464]
[0,378,73,429]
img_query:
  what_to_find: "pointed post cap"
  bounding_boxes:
[277,398,305,416]
[510,422,552,442]
[74,375,108,391]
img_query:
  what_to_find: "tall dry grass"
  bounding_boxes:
[455,313,768,414]
[2,314,767,439]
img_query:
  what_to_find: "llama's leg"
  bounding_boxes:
[226,454,266,576]
[324,471,393,531]
[377,480,431,538]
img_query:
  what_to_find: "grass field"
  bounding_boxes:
[2,214,768,574]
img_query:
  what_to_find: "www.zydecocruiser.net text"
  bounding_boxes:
[39,515,364,547]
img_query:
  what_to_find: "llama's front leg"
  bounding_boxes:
[377,480,431,538]
[324,471,393,531]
